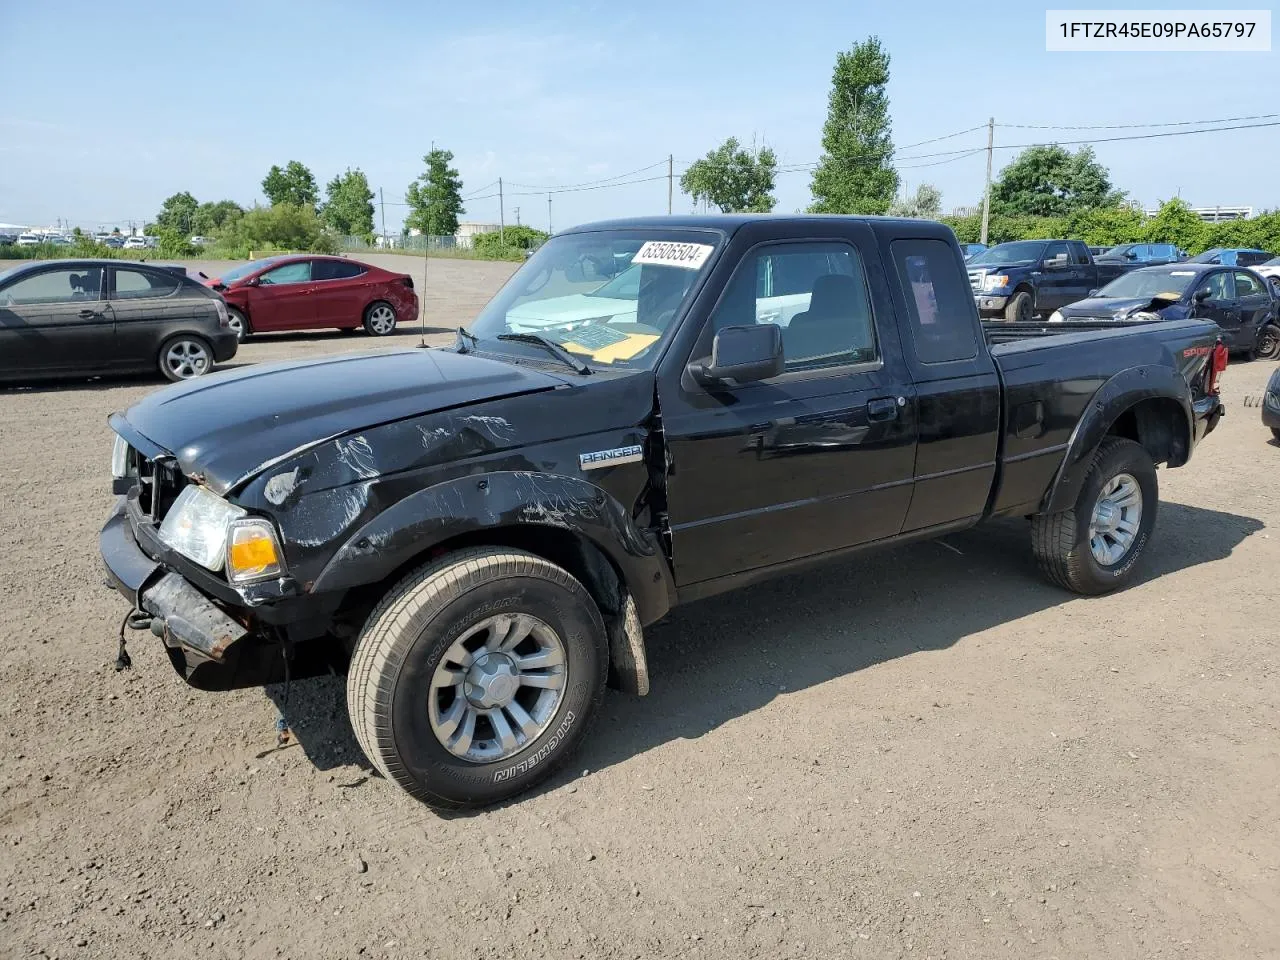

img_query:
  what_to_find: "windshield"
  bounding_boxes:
[1100,244,1137,258]
[1188,249,1224,264]
[220,257,285,283]
[1264,256,1280,267]
[1097,268,1197,299]
[969,241,1046,265]
[468,230,720,370]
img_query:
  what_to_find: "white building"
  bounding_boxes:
[454,222,502,248]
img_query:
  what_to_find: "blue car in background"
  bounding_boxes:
[1094,242,1185,266]
[1051,262,1280,360]
[1188,247,1273,267]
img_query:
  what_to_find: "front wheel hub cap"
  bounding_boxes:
[464,652,520,709]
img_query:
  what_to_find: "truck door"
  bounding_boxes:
[876,232,1002,531]
[656,222,918,587]
[1038,241,1078,310]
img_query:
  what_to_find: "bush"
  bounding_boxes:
[209,203,337,258]
[471,225,548,260]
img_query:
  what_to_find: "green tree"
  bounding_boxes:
[193,200,244,235]
[991,145,1123,218]
[1142,198,1207,252]
[887,183,942,219]
[405,148,464,236]
[809,37,898,215]
[320,168,376,237]
[154,191,199,235]
[261,161,318,207]
[215,203,336,257]
[680,137,777,213]
[1064,204,1147,246]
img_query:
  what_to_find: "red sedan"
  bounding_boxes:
[206,255,418,340]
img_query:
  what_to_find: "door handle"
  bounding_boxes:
[868,397,903,422]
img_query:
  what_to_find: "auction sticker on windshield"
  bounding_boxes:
[631,241,714,270]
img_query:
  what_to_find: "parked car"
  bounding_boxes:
[1250,256,1280,296]
[0,235,14,248]
[189,235,211,246]
[1094,242,1183,266]
[967,239,1141,321]
[1188,247,1273,267]
[1262,365,1280,441]
[122,236,148,250]
[204,254,418,340]
[101,214,1227,809]
[0,259,237,383]
[103,236,125,249]
[16,234,41,247]
[1049,263,1279,360]
[958,242,987,261]
[48,235,72,246]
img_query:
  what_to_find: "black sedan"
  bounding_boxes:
[1263,365,1280,441]
[0,259,238,383]
[1050,263,1280,360]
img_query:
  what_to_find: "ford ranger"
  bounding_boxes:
[101,215,1227,809]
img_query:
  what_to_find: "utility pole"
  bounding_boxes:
[667,154,673,214]
[498,177,505,247]
[379,187,387,248]
[547,193,552,235]
[514,206,521,227]
[980,116,994,247]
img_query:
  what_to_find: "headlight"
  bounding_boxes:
[225,518,285,584]
[982,274,1010,291]
[1048,310,1064,323]
[158,485,246,571]
[1129,311,1161,322]
[110,434,131,479]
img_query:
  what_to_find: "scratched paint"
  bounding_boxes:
[263,468,302,506]
[334,435,378,480]
[288,484,372,548]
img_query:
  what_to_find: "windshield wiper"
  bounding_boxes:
[456,326,479,353]
[496,333,592,375]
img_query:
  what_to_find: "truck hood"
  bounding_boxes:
[505,294,637,330]
[1058,296,1185,320]
[114,348,564,495]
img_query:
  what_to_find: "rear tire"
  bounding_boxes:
[347,548,608,809]
[1004,290,1033,323]
[363,301,397,336]
[1031,437,1157,595]
[158,334,214,382]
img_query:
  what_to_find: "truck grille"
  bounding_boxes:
[967,268,986,293]
[136,455,189,523]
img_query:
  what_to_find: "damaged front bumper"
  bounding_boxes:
[100,497,340,690]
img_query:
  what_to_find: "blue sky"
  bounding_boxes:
[1,0,1276,233]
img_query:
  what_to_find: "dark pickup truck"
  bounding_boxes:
[969,239,1141,321]
[100,215,1227,809]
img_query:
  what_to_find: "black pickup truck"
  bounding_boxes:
[969,239,1141,321]
[100,215,1226,809]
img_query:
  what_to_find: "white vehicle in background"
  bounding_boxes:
[1253,256,1280,298]
[123,236,148,250]
[189,235,211,246]
[16,234,41,247]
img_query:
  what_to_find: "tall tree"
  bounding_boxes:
[887,183,942,219]
[404,148,465,236]
[680,137,777,213]
[991,145,1123,218]
[193,199,244,235]
[321,168,376,236]
[261,161,318,207]
[1142,198,1207,252]
[154,191,199,235]
[809,37,898,215]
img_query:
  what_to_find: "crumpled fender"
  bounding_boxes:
[310,470,675,626]
[1042,364,1192,514]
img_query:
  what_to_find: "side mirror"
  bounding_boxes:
[688,324,784,387]
[1045,255,1069,269]
[1193,288,1212,302]
[1087,288,1100,297]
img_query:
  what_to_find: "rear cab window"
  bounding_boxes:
[889,238,979,364]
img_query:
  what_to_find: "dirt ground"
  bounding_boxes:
[1,258,1277,959]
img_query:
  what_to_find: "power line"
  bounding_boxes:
[998,112,1279,131]
[462,180,499,200]
[505,160,668,191]
[506,175,670,197]
[996,119,1280,149]
[896,124,988,150]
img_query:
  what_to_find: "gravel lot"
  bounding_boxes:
[1,256,1277,959]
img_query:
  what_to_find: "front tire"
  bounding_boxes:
[1004,290,1033,323]
[363,301,397,336]
[1255,323,1280,361]
[347,548,608,809]
[1031,437,1158,595]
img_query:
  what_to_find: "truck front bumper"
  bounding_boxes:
[975,294,1008,313]
[100,497,336,690]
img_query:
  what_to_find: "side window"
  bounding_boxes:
[707,242,876,373]
[1154,244,1174,259]
[0,267,102,305]
[259,261,312,285]
[890,238,979,364]
[1239,252,1268,268]
[1234,271,1264,297]
[313,260,366,281]
[112,269,180,300]
[1196,271,1234,301]
[1043,242,1070,266]
[1070,242,1090,265]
